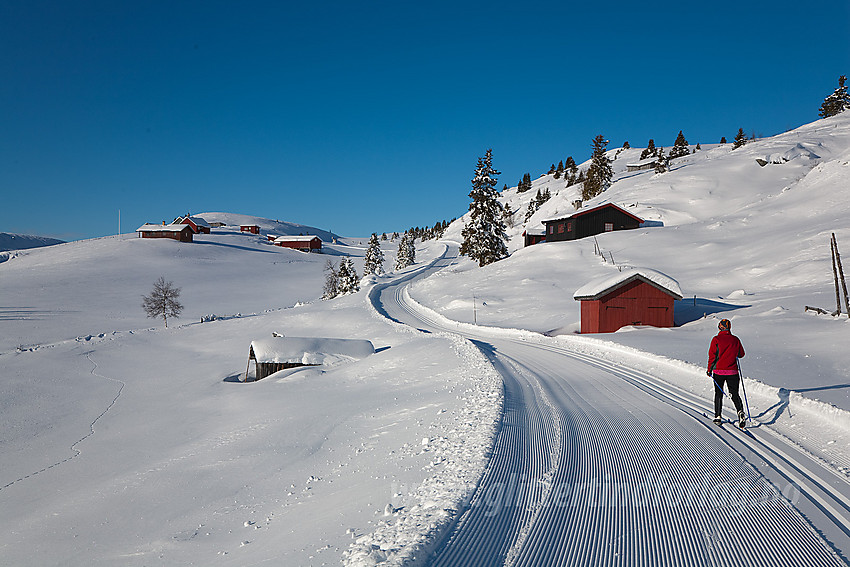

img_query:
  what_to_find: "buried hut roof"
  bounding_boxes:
[573,268,683,301]
[249,337,375,365]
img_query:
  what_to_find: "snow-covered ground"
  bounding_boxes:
[3,114,850,565]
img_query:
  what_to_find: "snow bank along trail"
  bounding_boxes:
[385,243,850,566]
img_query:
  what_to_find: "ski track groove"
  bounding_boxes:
[374,243,849,566]
[0,352,125,492]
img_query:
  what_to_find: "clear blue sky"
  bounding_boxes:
[2,1,849,240]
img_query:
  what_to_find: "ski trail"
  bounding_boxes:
[0,351,125,492]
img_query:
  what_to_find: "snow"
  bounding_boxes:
[573,267,684,300]
[3,114,850,565]
[249,336,375,365]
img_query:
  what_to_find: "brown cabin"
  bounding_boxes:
[240,225,261,234]
[543,203,643,242]
[136,223,194,242]
[523,230,546,247]
[573,269,682,333]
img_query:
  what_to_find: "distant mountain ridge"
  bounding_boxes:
[0,233,64,252]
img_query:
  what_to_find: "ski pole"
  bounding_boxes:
[709,372,729,399]
[737,358,752,424]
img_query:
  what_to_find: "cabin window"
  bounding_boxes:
[604,222,614,232]
[557,223,565,234]
[567,222,573,232]
[548,225,554,235]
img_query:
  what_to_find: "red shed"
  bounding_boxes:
[136,223,194,242]
[240,225,260,234]
[573,268,682,333]
[274,235,322,252]
[176,215,211,234]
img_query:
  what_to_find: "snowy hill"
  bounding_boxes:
[0,232,64,252]
[419,113,850,415]
[196,211,339,242]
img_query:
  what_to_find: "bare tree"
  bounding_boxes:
[142,276,183,327]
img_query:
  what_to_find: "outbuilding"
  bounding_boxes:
[245,336,375,381]
[522,229,546,247]
[176,215,211,234]
[573,268,683,333]
[240,225,261,234]
[274,235,322,252]
[136,223,194,242]
[543,203,643,242]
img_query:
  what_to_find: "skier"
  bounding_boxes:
[706,318,747,428]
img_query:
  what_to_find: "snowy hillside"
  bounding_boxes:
[0,232,64,252]
[196,211,340,243]
[418,113,850,414]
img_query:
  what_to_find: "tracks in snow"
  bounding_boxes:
[0,352,125,492]
[375,243,850,566]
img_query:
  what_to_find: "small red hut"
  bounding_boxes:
[240,225,260,234]
[573,268,682,333]
[273,235,322,252]
[136,223,194,242]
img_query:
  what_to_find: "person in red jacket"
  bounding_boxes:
[707,318,746,427]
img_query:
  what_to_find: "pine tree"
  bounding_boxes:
[321,260,339,300]
[622,141,631,149]
[395,232,416,270]
[733,128,747,149]
[720,136,727,144]
[363,233,385,276]
[582,135,613,201]
[564,157,578,186]
[554,160,564,179]
[548,164,556,175]
[640,139,657,160]
[819,75,850,118]
[669,130,690,159]
[654,149,668,174]
[336,258,360,295]
[460,149,509,267]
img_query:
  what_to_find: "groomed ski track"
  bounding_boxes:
[373,243,850,566]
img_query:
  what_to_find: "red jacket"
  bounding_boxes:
[707,330,745,375]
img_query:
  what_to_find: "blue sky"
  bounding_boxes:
[2,1,849,240]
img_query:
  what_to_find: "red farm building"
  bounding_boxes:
[136,223,194,242]
[573,268,682,333]
[542,202,643,243]
[274,235,322,252]
[175,215,211,234]
[240,225,261,234]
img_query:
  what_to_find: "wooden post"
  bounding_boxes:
[834,233,850,318]
[832,235,842,315]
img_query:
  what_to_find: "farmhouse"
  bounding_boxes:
[136,223,194,242]
[542,203,643,243]
[245,336,375,381]
[175,215,211,234]
[573,268,683,334]
[274,235,322,252]
[240,225,260,234]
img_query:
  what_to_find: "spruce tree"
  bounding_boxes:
[654,149,668,174]
[564,157,578,185]
[720,136,727,144]
[582,135,613,201]
[395,232,415,270]
[363,233,385,276]
[669,130,690,159]
[819,75,850,118]
[640,139,657,160]
[733,128,747,149]
[336,258,359,295]
[460,149,509,267]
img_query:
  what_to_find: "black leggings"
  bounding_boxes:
[713,373,744,417]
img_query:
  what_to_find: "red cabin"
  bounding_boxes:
[273,235,322,252]
[176,215,211,234]
[573,269,682,333]
[240,225,260,234]
[136,223,194,243]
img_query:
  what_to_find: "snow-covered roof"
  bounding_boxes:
[178,215,210,227]
[625,158,656,167]
[249,337,374,365]
[542,202,643,224]
[274,235,322,242]
[573,268,683,301]
[136,223,191,233]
